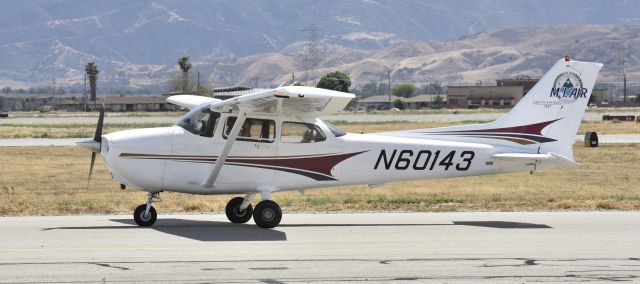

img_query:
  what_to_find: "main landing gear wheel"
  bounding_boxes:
[225,197,253,223]
[253,200,282,229]
[134,204,157,227]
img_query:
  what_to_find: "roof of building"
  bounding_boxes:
[358,94,446,103]
[404,94,447,103]
[0,93,78,99]
[358,95,402,103]
[93,96,167,105]
[496,77,540,83]
[448,86,522,100]
[105,96,166,104]
[448,85,523,90]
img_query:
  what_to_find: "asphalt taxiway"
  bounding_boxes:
[0,212,638,283]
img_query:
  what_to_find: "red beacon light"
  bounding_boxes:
[565,54,571,61]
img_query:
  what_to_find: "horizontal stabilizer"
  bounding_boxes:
[492,152,579,167]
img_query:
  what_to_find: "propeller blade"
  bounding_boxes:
[87,152,96,189]
[86,104,104,190]
[93,103,104,143]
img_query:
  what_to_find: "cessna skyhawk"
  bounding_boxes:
[77,57,602,228]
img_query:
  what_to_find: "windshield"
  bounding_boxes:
[176,104,220,137]
[320,120,347,137]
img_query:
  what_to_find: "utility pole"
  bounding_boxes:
[197,72,200,96]
[52,78,55,97]
[623,74,627,103]
[83,74,87,112]
[384,66,392,107]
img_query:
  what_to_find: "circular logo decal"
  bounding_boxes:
[551,72,587,104]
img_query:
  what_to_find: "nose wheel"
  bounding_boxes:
[134,192,160,227]
[134,204,157,226]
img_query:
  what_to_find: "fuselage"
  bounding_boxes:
[99,111,526,195]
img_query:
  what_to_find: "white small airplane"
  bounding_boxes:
[78,57,601,228]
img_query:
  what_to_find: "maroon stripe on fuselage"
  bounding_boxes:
[120,151,367,179]
[227,151,366,177]
[427,119,561,136]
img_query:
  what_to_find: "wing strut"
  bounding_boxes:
[203,111,247,188]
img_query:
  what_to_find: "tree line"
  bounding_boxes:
[315,71,445,98]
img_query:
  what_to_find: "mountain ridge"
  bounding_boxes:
[1,1,639,91]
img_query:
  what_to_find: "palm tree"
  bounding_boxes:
[178,56,192,93]
[85,62,99,101]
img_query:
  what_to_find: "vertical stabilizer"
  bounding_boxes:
[389,58,603,161]
[492,58,602,159]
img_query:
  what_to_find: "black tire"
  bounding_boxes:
[253,200,282,228]
[225,197,253,223]
[133,204,157,227]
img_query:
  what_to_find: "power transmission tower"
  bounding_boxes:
[300,24,321,86]
[614,39,628,102]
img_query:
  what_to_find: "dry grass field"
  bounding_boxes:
[0,143,638,216]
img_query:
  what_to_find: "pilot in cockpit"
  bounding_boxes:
[240,120,252,137]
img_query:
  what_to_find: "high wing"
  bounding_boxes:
[167,95,222,110]
[201,86,354,187]
[209,86,354,116]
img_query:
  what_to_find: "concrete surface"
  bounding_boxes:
[0,212,638,283]
[0,138,84,147]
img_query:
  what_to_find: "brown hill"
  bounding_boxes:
[200,25,638,88]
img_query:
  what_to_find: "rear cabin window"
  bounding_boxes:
[177,108,220,138]
[281,122,326,143]
[224,116,275,143]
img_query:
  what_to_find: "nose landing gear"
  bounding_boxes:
[133,192,160,227]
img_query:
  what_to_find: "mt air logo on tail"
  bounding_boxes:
[550,72,588,104]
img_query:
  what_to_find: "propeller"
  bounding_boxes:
[76,103,104,189]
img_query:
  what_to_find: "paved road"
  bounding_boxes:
[0,138,85,147]
[1,111,637,124]
[323,111,639,123]
[2,134,639,147]
[572,134,640,143]
[0,212,638,283]
[0,116,179,124]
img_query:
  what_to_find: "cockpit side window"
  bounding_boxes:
[281,122,326,143]
[223,116,275,143]
[177,107,220,138]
